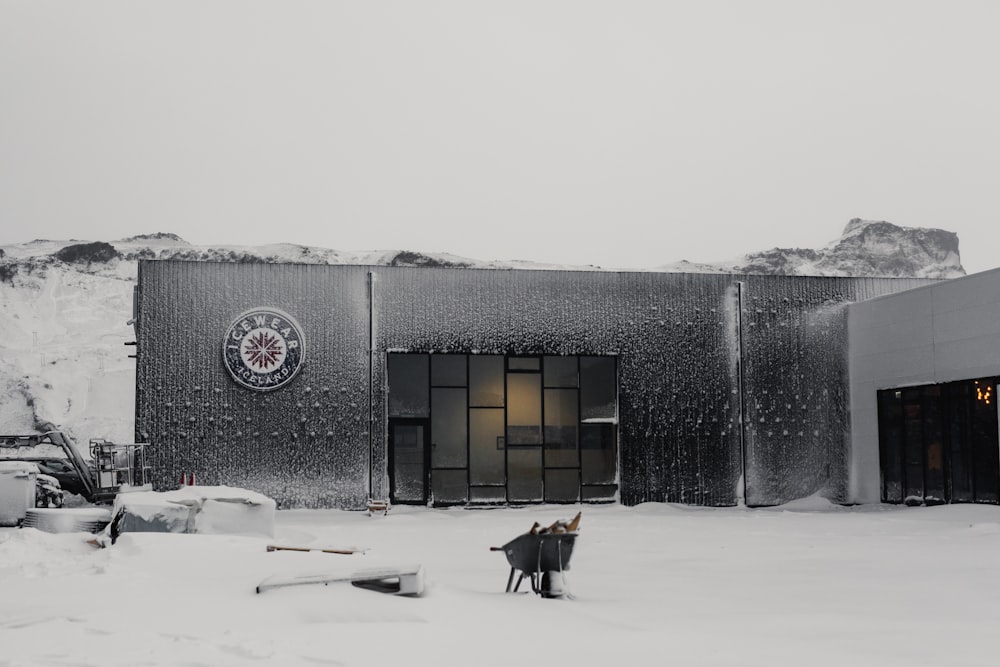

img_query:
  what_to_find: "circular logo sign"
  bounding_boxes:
[223,308,305,391]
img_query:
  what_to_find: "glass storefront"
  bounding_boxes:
[878,377,1000,504]
[387,353,618,505]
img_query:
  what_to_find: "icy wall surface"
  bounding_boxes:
[135,261,371,509]
[372,268,742,506]
[135,261,934,508]
[739,276,933,504]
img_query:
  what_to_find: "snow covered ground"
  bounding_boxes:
[2,498,1000,667]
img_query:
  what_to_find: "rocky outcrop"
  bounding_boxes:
[661,219,965,278]
[387,250,473,268]
[814,219,963,279]
[54,242,120,264]
[118,232,188,244]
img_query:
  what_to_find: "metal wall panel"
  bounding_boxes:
[741,275,933,505]
[371,268,741,506]
[135,261,371,508]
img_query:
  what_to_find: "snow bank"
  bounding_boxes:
[110,486,276,539]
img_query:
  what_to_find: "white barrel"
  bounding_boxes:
[0,461,39,527]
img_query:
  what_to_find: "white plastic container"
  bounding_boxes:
[0,461,38,527]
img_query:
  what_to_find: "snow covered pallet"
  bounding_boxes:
[256,564,425,596]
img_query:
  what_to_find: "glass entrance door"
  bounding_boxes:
[878,378,1000,504]
[389,419,429,504]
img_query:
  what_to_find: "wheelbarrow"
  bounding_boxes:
[490,531,578,598]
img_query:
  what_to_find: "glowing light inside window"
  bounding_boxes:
[974,380,993,406]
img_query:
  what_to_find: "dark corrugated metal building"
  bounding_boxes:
[133,260,929,509]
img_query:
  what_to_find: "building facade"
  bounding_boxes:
[134,260,931,509]
[849,268,1000,505]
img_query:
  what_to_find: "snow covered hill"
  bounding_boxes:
[660,219,965,279]
[0,235,583,446]
[0,221,967,447]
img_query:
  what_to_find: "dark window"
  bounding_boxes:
[544,388,579,464]
[387,352,617,506]
[469,486,506,503]
[582,485,618,501]
[432,355,466,387]
[922,386,945,503]
[508,448,543,502]
[902,390,923,501]
[581,423,617,486]
[507,373,542,445]
[581,357,616,421]
[508,357,540,371]
[544,469,580,502]
[971,379,998,503]
[878,378,999,506]
[432,469,468,505]
[469,408,504,486]
[469,355,504,407]
[431,388,467,467]
[947,383,974,501]
[877,390,903,503]
[388,355,429,418]
[544,356,578,388]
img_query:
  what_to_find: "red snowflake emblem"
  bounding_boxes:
[241,330,285,370]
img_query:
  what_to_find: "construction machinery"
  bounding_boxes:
[0,431,150,505]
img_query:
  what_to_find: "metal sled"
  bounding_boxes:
[491,531,577,597]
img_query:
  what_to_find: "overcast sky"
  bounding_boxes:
[2,1,998,272]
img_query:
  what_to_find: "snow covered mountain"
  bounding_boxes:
[0,232,586,277]
[660,219,965,279]
[0,220,967,447]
